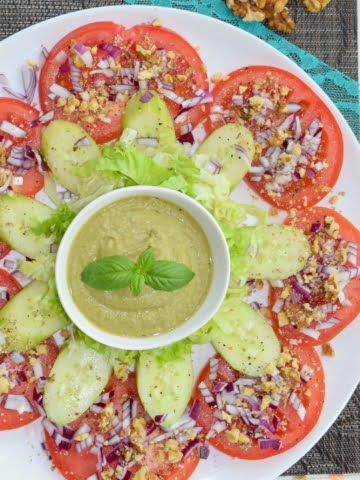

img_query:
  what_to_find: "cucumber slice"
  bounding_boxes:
[137,350,193,427]
[122,91,176,147]
[0,280,68,352]
[197,123,255,188]
[44,339,112,425]
[212,300,280,376]
[41,120,101,195]
[0,194,53,259]
[243,224,310,280]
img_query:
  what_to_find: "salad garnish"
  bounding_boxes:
[81,247,195,296]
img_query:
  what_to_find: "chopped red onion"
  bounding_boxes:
[21,65,37,104]
[182,438,200,459]
[308,118,322,135]
[39,110,54,124]
[79,91,90,102]
[338,290,352,307]
[122,398,131,430]
[90,69,115,78]
[59,61,71,74]
[70,65,82,92]
[189,399,201,421]
[213,420,227,433]
[180,123,193,136]
[50,83,71,99]
[272,299,284,314]
[32,358,44,379]
[3,258,18,273]
[289,391,306,420]
[209,357,219,381]
[74,423,91,439]
[278,114,294,132]
[86,475,98,480]
[0,121,26,138]
[258,438,281,450]
[10,351,25,364]
[293,281,311,299]
[198,444,210,459]
[231,95,244,106]
[5,394,33,413]
[140,91,153,103]
[159,88,184,105]
[285,103,302,113]
[198,381,215,405]
[300,327,320,340]
[137,137,159,147]
[213,381,228,393]
[300,364,314,382]
[99,43,120,57]
[52,330,65,347]
[149,430,174,444]
[174,109,190,124]
[74,43,93,67]
[192,122,207,143]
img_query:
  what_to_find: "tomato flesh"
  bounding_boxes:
[46,374,200,480]
[206,66,343,210]
[271,207,360,345]
[0,269,22,309]
[194,349,324,460]
[0,338,59,430]
[0,98,44,197]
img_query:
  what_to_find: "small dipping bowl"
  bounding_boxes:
[56,186,230,350]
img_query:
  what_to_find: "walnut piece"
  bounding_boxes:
[225,0,331,33]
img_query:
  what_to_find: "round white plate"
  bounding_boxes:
[0,6,359,480]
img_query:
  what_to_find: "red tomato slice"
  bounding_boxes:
[0,242,10,260]
[123,25,208,136]
[194,349,324,460]
[0,338,59,430]
[39,22,126,144]
[0,98,44,197]
[271,207,360,345]
[0,268,22,309]
[46,374,199,480]
[206,66,343,210]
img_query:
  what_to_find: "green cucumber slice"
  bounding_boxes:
[44,339,112,425]
[41,120,101,195]
[213,300,280,376]
[0,193,53,259]
[137,350,193,427]
[0,280,68,352]
[197,123,255,188]
[243,224,310,280]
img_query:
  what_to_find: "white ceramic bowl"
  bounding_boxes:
[56,186,230,350]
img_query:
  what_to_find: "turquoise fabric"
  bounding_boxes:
[124,0,359,139]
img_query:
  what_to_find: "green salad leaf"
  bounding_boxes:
[19,253,56,283]
[147,338,192,365]
[31,203,76,243]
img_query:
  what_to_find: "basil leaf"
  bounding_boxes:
[81,256,133,290]
[136,247,155,273]
[130,274,145,296]
[145,261,194,292]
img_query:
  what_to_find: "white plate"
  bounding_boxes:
[0,6,359,480]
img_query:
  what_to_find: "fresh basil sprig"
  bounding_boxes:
[81,247,194,296]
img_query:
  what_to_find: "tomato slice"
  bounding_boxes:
[123,24,208,136]
[194,349,324,460]
[206,66,343,210]
[270,207,360,346]
[39,22,126,144]
[0,242,10,260]
[0,338,59,430]
[0,268,22,309]
[46,374,200,480]
[0,98,44,197]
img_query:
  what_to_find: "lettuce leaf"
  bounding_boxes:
[19,253,56,283]
[76,141,172,186]
[77,329,139,365]
[31,203,76,243]
[146,338,192,365]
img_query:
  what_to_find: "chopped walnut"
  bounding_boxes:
[322,343,335,357]
[303,0,331,12]
[98,402,115,431]
[113,364,129,381]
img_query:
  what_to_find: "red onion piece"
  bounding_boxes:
[182,438,200,459]
[39,110,54,124]
[300,364,314,382]
[154,413,167,424]
[189,399,201,421]
[258,438,281,450]
[137,137,159,147]
[99,43,120,57]
[5,394,33,413]
[74,43,93,67]
[74,136,91,148]
[288,391,306,420]
[0,121,26,138]
[10,351,25,363]
[140,91,153,103]
[300,327,320,340]
[50,83,71,99]
[199,444,210,459]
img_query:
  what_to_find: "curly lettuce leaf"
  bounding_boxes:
[19,253,56,283]
[147,338,192,365]
[77,329,139,365]
[31,203,76,243]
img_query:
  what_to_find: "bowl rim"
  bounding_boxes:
[55,185,230,350]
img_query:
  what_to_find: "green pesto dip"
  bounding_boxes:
[67,196,213,337]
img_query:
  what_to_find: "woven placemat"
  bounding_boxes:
[0,0,359,476]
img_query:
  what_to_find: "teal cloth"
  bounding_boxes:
[124,0,359,139]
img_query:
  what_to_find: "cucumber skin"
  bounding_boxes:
[198,123,255,188]
[212,301,280,377]
[41,120,101,195]
[243,224,311,281]
[0,194,53,259]
[137,350,193,427]
[0,280,68,353]
[44,340,112,425]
